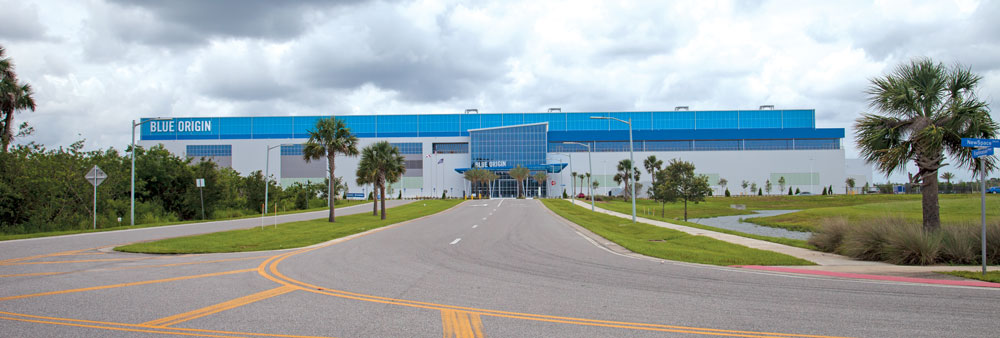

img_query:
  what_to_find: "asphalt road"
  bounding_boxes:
[1,199,998,337]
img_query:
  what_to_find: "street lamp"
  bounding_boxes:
[131,117,173,226]
[591,116,636,223]
[265,144,294,216]
[563,142,594,211]
[552,153,573,198]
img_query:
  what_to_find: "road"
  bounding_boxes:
[0,199,997,337]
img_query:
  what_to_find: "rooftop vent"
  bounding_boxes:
[464,109,479,114]
[547,108,562,113]
[674,106,689,111]
[759,105,774,110]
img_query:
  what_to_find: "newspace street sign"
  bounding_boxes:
[961,138,997,275]
[961,138,1000,148]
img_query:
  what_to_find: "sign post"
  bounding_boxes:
[84,166,107,229]
[962,138,998,276]
[196,178,206,220]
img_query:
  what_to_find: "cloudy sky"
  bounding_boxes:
[1,0,998,182]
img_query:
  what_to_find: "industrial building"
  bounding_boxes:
[139,108,858,198]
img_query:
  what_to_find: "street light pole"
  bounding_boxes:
[264,144,293,219]
[131,117,172,226]
[563,142,594,211]
[591,116,636,223]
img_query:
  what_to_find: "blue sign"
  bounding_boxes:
[961,138,1000,148]
[346,192,365,199]
[972,147,994,158]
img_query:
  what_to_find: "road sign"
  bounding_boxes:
[551,180,556,186]
[972,147,994,158]
[961,138,1000,148]
[85,165,107,187]
[195,178,205,187]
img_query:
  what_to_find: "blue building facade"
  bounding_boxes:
[141,109,847,198]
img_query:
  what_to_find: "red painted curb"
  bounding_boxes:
[734,265,1000,288]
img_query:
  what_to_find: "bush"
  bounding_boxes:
[838,218,897,261]
[809,217,850,252]
[940,225,978,264]
[757,188,762,196]
[724,188,731,197]
[795,188,801,195]
[882,222,941,265]
[788,187,792,195]
[562,189,568,198]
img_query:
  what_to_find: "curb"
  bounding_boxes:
[735,265,1000,288]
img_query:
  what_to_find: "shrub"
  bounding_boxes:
[788,187,792,195]
[940,225,978,264]
[295,190,309,210]
[839,218,898,261]
[882,222,942,265]
[562,189,568,198]
[724,188,731,197]
[809,217,850,252]
[795,188,800,195]
[757,188,762,196]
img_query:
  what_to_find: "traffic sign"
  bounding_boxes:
[961,138,1000,148]
[551,180,556,186]
[85,165,107,187]
[972,147,994,158]
[195,178,205,187]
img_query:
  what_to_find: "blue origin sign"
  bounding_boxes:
[149,119,213,133]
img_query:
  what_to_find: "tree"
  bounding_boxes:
[717,178,728,196]
[845,177,856,194]
[778,176,786,194]
[750,182,757,196]
[863,182,871,194]
[356,155,379,216]
[358,141,405,220]
[571,172,578,195]
[855,58,997,232]
[765,179,772,195]
[740,180,749,195]
[584,172,592,197]
[940,172,954,193]
[484,171,498,198]
[508,165,530,198]
[532,172,547,198]
[821,187,827,195]
[795,187,800,195]
[725,188,731,197]
[302,117,359,222]
[463,169,486,198]
[613,159,641,201]
[652,159,712,221]
[788,187,793,195]
[0,47,36,153]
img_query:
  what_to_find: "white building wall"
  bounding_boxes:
[142,138,847,198]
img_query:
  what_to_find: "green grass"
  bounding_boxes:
[939,271,1000,283]
[746,195,1000,232]
[0,200,369,242]
[542,199,814,266]
[115,200,461,254]
[590,199,814,249]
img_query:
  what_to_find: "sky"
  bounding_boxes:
[1,0,998,183]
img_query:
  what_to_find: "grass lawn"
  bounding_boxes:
[746,194,1000,232]
[542,199,813,266]
[939,271,1000,283]
[593,199,814,249]
[0,200,369,242]
[115,199,461,254]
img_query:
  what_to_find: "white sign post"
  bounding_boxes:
[196,178,206,220]
[84,165,107,229]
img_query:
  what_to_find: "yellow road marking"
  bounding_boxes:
[0,268,255,302]
[256,224,853,338]
[0,257,155,266]
[441,309,485,338]
[0,246,110,264]
[0,310,335,338]
[143,285,297,327]
[0,255,272,279]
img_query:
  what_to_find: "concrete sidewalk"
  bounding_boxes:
[567,199,999,280]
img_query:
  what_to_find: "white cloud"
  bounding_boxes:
[0,0,998,183]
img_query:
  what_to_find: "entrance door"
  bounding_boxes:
[498,179,517,198]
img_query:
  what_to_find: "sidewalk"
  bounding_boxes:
[567,199,999,286]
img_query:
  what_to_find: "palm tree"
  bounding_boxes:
[303,117,359,222]
[464,168,486,198]
[940,172,955,194]
[845,177,856,194]
[613,159,640,201]
[584,172,592,197]
[571,172,578,195]
[508,165,530,198]
[855,58,997,232]
[532,171,547,198]
[358,141,406,220]
[355,156,378,216]
[484,171,498,198]
[0,47,36,153]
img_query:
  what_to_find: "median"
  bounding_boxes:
[541,199,813,266]
[115,200,462,254]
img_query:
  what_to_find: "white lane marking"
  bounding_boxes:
[450,238,462,245]
[472,224,478,228]
[497,199,505,208]
[482,217,487,220]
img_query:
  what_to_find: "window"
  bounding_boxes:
[794,139,840,150]
[390,143,423,154]
[693,140,741,151]
[186,145,231,156]
[433,143,469,154]
[744,139,791,150]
